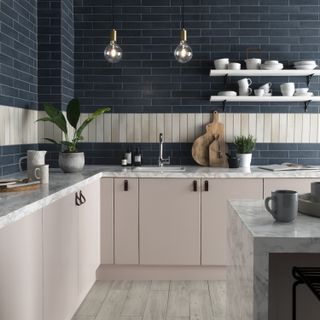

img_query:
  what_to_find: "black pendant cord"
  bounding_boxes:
[181,0,185,29]
[111,0,115,29]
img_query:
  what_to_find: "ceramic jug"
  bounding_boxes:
[19,150,47,179]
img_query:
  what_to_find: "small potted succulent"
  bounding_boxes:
[234,134,256,168]
[38,98,110,173]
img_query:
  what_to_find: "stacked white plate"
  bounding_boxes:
[217,91,237,96]
[294,60,318,70]
[260,60,284,70]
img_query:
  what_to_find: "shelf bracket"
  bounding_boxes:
[307,73,315,87]
[224,74,229,87]
[304,100,312,112]
[223,99,227,112]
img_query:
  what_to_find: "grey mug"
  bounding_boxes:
[265,190,298,223]
[311,182,320,202]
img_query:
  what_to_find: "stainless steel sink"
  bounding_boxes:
[132,166,186,172]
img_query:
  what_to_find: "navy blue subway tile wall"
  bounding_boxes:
[74,0,320,113]
[0,0,37,109]
[39,143,320,168]
[0,144,38,176]
[38,0,74,111]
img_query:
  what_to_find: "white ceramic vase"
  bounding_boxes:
[59,152,85,173]
[237,153,252,168]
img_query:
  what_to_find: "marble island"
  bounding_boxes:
[227,200,320,320]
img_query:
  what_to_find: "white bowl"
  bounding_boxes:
[218,91,237,96]
[295,88,309,94]
[261,63,284,70]
[214,58,229,70]
[264,60,279,65]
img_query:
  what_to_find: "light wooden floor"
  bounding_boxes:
[72,281,226,320]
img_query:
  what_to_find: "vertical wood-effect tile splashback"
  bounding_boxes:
[37,112,320,144]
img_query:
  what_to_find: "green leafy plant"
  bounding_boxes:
[37,98,110,152]
[234,135,256,154]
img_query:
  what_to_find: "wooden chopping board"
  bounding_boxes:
[192,111,226,166]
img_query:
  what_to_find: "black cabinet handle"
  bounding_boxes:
[193,180,198,192]
[124,180,129,191]
[75,192,81,206]
[79,190,86,205]
[204,180,209,192]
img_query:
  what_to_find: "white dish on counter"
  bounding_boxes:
[298,193,320,218]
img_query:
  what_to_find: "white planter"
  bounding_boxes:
[237,153,252,168]
[59,152,85,173]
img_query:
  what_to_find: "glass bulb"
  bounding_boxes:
[174,40,193,63]
[104,41,122,63]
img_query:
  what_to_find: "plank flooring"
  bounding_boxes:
[72,281,226,320]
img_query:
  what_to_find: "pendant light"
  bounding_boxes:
[174,0,193,63]
[104,0,122,63]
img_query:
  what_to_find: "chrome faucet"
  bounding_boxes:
[158,133,170,167]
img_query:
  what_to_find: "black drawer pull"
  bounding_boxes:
[193,180,198,192]
[79,190,86,205]
[124,180,129,191]
[204,180,209,192]
[75,192,81,206]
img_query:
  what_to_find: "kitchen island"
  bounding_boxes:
[227,200,320,320]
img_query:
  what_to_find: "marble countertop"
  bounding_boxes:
[229,199,320,238]
[2,164,320,230]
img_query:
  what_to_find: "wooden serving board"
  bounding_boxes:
[0,180,40,192]
[192,111,227,166]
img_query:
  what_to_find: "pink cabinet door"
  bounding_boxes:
[264,178,319,198]
[100,178,114,264]
[202,179,263,266]
[140,178,201,265]
[0,210,43,320]
[43,193,78,320]
[78,179,101,301]
[114,178,139,264]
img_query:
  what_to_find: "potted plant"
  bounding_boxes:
[38,98,110,173]
[234,134,256,168]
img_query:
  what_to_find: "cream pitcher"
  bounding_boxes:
[19,150,47,179]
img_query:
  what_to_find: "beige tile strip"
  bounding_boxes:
[0,105,38,145]
[1,106,320,146]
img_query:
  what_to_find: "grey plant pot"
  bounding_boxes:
[59,152,85,173]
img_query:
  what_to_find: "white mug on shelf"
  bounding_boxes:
[238,78,252,87]
[259,82,272,94]
[35,165,49,184]
[280,82,295,96]
[239,87,253,96]
[228,62,241,70]
[254,89,265,96]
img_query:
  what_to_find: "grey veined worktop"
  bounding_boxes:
[1,165,320,230]
[226,200,320,320]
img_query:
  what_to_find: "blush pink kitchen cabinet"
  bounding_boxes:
[201,178,263,266]
[43,180,101,320]
[114,178,139,264]
[264,178,320,197]
[100,178,114,264]
[0,210,43,320]
[139,178,201,265]
[78,180,101,302]
[43,192,78,320]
